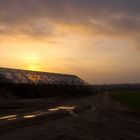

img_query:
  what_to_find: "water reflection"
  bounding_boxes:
[23,115,36,119]
[7,117,17,121]
[0,106,76,122]
[48,106,76,114]
[0,115,17,120]
[0,111,46,121]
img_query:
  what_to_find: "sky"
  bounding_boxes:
[0,0,140,84]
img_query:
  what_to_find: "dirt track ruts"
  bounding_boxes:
[0,93,140,140]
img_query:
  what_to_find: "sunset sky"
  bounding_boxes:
[0,0,140,84]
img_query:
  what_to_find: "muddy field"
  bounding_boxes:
[0,93,140,140]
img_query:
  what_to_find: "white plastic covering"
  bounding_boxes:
[0,67,88,85]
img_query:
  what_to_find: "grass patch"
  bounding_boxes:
[111,91,140,109]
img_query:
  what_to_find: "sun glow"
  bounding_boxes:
[28,65,41,71]
[23,53,42,71]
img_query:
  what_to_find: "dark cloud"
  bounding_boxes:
[0,0,140,48]
[0,0,140,22]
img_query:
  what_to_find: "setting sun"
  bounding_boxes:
[28,65,41,71]
[23,53,41,71]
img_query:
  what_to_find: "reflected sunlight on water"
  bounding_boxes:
[23,115,36,119]
[48,106,76,114]
[7,117,17,121]
[0,106,76,122]
[0,115,17,120]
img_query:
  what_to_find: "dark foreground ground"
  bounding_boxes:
[0,93,140,140]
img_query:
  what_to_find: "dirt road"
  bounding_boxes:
[0,93,140,140]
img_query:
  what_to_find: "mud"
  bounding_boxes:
[0,93,139,140]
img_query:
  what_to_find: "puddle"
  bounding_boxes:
[48,106,76,114]
[23,111,49,119]
[0,111,49,121]
[7,117,17,121]
[0,115,17,120]
[0,106,76,121]
[24,115,36,119]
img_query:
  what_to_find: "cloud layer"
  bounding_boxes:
[0,0,140,46]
